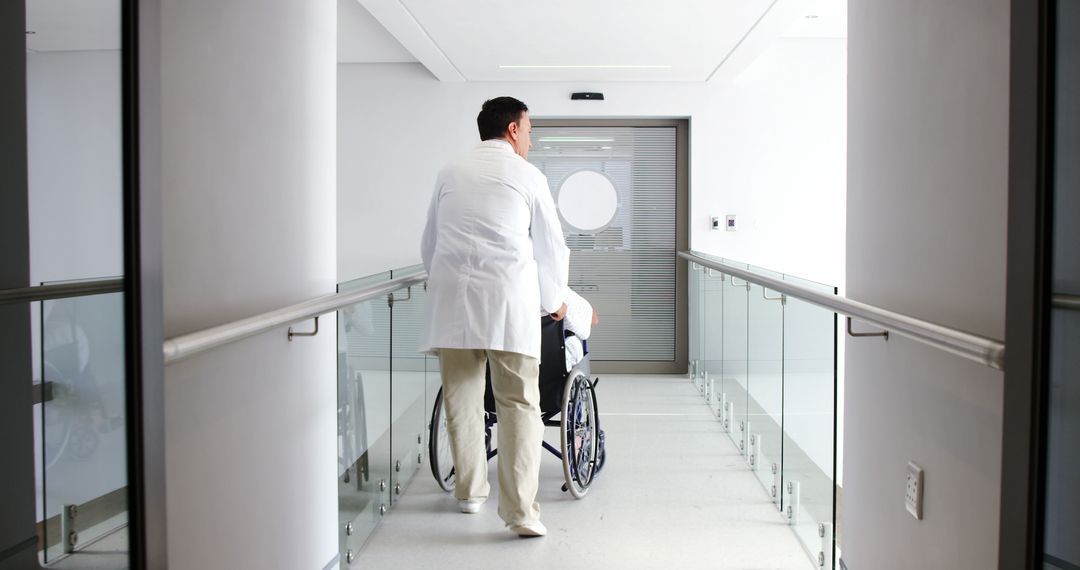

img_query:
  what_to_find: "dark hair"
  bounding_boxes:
[477,97,529,141]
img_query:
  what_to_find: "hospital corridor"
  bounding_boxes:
[1,0,1077,570]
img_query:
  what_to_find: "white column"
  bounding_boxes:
[845,0,1008,569]
[161,0,337,567]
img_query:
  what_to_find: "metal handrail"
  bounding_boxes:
[680,250,1006,370]
[163,269,427,365]
[0,277,125,305]
[1053,294,1080,311]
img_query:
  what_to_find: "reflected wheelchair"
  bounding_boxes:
[429,316,607,498]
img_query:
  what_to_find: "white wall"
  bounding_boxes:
[338,37,847,289]
[161,0,338,568]
[696,40,847,289]
[26,50,124,285]
[338,63,707,280]
[845,0,1008,568]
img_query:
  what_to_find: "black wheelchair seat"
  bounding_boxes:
[483,315,588,414]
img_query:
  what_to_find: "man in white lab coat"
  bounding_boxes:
[420,97,569,538]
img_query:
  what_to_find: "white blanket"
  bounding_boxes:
[562,289,594,372]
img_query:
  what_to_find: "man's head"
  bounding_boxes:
[477,96,532,159]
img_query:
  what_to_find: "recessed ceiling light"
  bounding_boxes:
[499,64,672,70]
[601,146,613,150]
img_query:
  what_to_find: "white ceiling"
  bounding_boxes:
[399,0,773,82]
[347,0,847,82]
[24,0,845,75]
[783,0,847,39]
[339,0,417,63]
[25,0,121,52]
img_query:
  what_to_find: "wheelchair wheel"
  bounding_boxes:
[428,387,456,492]
[560,372,599,499]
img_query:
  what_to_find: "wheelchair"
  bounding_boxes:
[428,316,607,499]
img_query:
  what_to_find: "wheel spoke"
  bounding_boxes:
[430,389,457,491]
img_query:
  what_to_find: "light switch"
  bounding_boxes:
[726,215,736,231]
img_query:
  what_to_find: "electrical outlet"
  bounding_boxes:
[906,461,924,520]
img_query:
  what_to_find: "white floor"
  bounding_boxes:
[355,374,815,570]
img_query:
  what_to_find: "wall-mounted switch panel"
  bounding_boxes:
[711,216,720,230]
[906,461,924,520]
[726,215,736,231]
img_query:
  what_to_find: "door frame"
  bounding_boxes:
[531,118,690,375]
[0,0,38,567]
[1000,0,1055,568]
[126,0,167,567]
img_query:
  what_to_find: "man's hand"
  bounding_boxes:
[551,303,568,321]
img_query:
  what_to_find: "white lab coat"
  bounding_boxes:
[420,139,570,360]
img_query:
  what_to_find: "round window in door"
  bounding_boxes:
[556,170,619,233]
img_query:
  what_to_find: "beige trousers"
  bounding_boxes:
[438,348,543,526]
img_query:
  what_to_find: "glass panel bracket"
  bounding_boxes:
[771,463,781,508]
[748,433,761,470]
[819,523,834,568]
[711,380,722,416]
[786,481,801,525]
[62,504,78,554]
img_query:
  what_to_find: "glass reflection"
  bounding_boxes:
[1043,1,1080,567]
[40,290,128,565]
[25,0,128,565]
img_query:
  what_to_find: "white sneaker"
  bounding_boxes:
[509,520,547,537]
[458,499,484,514]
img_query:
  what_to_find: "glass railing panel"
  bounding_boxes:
[687,262,702,385]
[722,267,750,455]
[746,274,785,506]
[781,278,838,569]
[700,268,722,418]
[681,253,839,568]
[780,272,836,292]
[338,272,392,565]
[389,273,426,503]
[39,288,129,564]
